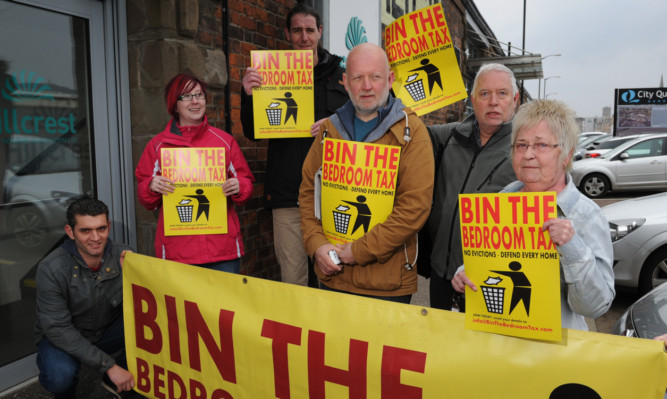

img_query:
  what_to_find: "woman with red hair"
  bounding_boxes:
[136,73,254,273]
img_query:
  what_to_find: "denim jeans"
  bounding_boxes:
[319,282,412,304]
[196,258,241,273]
[37,315,126,398]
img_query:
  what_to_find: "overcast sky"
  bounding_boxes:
[472,0,667,118]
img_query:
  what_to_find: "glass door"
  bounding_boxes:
[0,0,132,392]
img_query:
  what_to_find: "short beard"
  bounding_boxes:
[353,91,390,118]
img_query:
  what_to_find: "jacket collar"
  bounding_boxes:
[331,95,407,143]
[62,238,113,268]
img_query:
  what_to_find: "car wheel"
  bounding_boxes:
[580,173,610,198]
[9,205,48,249]
[638,246,667,295]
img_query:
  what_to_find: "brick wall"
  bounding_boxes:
[226,0,299,280]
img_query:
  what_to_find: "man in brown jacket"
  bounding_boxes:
[299,43,434,303]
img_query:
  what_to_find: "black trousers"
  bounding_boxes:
[429,272,465,312]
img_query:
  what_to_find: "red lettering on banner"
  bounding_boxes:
[381,346,426,398]
[261,320,303,399]
[307,331,368,399]
[153,363,166,398]
[136,357,234,399]
[136,357,151,392]
[185,301,237,383]
[131,285,237,384]
[165,295,181,364]
[133,284,162,354]
[167,369,186,399]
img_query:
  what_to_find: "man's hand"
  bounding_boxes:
[451,270,477,293]
[107,364,135,392]
[242,67,262,95]
[310,118,327,137]
[654,334,667,348]
[314,244,343,276]
[119,250,133,268]
[335,242,358,265]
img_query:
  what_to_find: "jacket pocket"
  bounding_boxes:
[350,262,402,291]
[105,277,123,308]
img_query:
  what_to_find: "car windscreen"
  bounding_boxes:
[596,137,634,150]
[630,284,667,340]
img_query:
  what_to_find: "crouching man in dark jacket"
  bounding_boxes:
[35,197,138,398]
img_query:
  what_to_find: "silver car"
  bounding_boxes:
[581,135,640,159]
[571,133,667,198]
[612,282,667,339]
[602,192,667,294]
[611,283,667,398]
[573,133,611,161]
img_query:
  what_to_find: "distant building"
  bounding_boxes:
[576,114,612,134]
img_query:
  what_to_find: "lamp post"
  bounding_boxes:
[538,54,561,99]
[543,76,560,100]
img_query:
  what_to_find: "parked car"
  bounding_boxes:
[602,192,667,294]
[583,135,645,159]
[573,134,611,161]
[611,282,667,399]
[612,282,667,339]
[578,131,608,143]
[1,135,83,249]
[571,133,667,198]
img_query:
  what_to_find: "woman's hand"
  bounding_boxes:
[222,178,241,197]
[149,176,175,195]
[543,218,575,247]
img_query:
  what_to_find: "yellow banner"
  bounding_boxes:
[460,192,561,341]
[251,50,314,138]
[321,138,399,244]
[385,4,467,115]
[123,253,667,398]
[161,147,227,236]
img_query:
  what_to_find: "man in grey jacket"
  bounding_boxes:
[426,63,519,311]
[35,197,136,398]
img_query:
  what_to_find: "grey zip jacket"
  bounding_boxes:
[427,113,516,279]
[35,239,132,373]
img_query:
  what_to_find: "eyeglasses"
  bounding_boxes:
[178,92,205,101]
[513,142,561,153]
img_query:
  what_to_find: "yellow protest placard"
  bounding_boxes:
[459,192,562,341]
[122,252,667,398]
[251,50,314,138]
[161,147,227,236]
[320,138,400,244]
[385,4,467,115]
